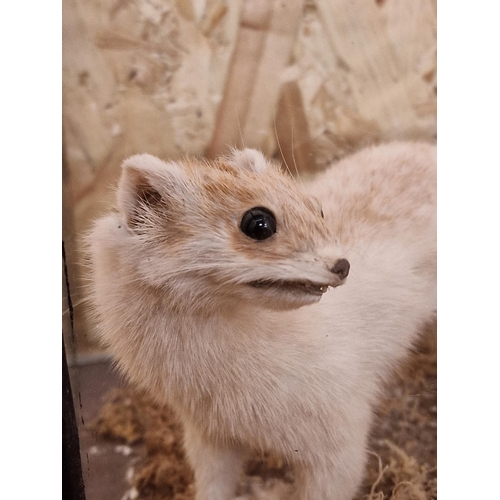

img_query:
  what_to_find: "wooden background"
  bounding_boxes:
[62,0,436,361]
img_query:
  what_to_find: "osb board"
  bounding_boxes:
[63,0,241,354]
[62,0,436,354]
[294,0,436,167]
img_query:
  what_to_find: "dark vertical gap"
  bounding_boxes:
[62,125,86,499]
[63,339,86,500]
[62,132,78,361]
[62,241,76,353]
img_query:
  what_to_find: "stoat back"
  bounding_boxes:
[309,142,436,250]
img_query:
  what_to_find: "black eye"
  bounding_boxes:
[240,207,277,240]
[320,208,324,219]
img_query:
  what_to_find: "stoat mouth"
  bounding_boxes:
[248,279,330,297]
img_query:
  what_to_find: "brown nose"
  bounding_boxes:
[331,258,350,280]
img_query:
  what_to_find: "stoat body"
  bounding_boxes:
[88,142,436,500]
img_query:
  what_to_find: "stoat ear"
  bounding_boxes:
[117,154,188,230]
[229,148,269,173]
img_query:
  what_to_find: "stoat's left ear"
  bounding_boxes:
[228,148,269,173]
[117,154,190,231]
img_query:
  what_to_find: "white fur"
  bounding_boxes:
[88,142,436,500]
[228,148,269,173]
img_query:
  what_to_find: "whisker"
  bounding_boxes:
[345,248,369,268]
[290,117,303,186]
[338,202,346,244]
[236,112,245,149]
[273,111,294,179]
[346,245,370,262]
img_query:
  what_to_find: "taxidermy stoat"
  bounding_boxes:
[88,142,436,500]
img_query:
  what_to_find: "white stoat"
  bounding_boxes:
[88,142,436,500]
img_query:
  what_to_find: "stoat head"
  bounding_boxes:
[99,149,348,312]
